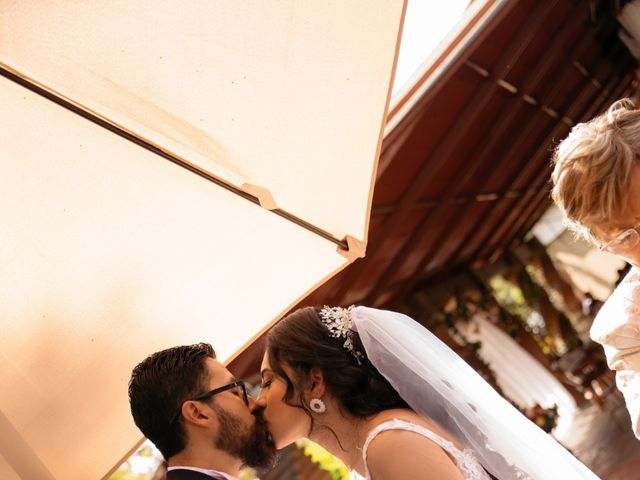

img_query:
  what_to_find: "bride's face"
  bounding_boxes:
[255,353,311,449]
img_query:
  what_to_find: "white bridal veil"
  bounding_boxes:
[351,306,599,480]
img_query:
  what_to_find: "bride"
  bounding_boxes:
[254,306,599,479]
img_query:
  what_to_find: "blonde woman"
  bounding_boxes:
[552,98,640,439]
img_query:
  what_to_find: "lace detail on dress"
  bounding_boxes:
[354,419,490,480]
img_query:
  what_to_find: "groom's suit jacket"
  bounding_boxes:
[166,469,230,480]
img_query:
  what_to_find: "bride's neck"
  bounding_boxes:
[308,408,370,471]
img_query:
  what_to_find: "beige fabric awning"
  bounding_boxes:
[0,2,405,478]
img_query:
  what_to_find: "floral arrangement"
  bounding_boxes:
[525,403,559,433]
[297,438,350,480]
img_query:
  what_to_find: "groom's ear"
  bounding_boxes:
[307,367,326,397]
[181,400,213,427]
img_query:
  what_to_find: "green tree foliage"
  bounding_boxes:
[108,441,257,480]
[108,442,161,480]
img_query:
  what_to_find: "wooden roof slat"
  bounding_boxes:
[472,44,628,261]
[361,3,592,305]
[379,0,521,178]
[498,68,636,251]
[372,187,549,215]
[476,64,634,263]
[387,27,630,306]
[509,96,640,253]
[337,0,566,305]
[435,13,611,266]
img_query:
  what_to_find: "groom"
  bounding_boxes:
[129,343,276,480]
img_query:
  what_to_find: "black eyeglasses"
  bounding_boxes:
[170,380,248,425]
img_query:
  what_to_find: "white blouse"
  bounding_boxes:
[591,267,640,438]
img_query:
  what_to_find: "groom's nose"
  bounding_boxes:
[249,392,266,412]
[246,395,258,411]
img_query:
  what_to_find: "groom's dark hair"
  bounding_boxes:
[128,343,216,459]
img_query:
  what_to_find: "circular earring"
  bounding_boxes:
[309,398,326,413]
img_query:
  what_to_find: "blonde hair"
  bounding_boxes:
[551,98,640,243]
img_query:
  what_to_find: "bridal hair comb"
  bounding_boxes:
[318,305,364,364]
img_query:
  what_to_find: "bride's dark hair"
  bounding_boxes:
[265,306,409,435]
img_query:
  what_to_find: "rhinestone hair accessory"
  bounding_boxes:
[318,305,364,364]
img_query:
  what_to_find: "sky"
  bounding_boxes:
[392,0,470,96]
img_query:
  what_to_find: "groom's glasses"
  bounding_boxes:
[170,380,248,425]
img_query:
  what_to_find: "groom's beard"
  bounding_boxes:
[212,404,278,471]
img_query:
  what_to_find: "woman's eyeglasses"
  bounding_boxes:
[599,226,640,254]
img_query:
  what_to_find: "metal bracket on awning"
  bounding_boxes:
[337,235,366,260]
[241,183,278,210]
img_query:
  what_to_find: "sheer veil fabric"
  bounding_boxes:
[351,307,599,480]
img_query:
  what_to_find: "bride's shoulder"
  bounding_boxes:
[365,409,464,450]
[366,409,441,436]
[366,407,421,427]
[364,417,465,480]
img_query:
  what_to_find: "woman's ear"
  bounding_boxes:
[306,367,326,398]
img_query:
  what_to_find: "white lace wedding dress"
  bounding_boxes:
[350,419,490,480]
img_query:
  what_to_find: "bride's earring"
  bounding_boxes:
[309,398,326,413]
